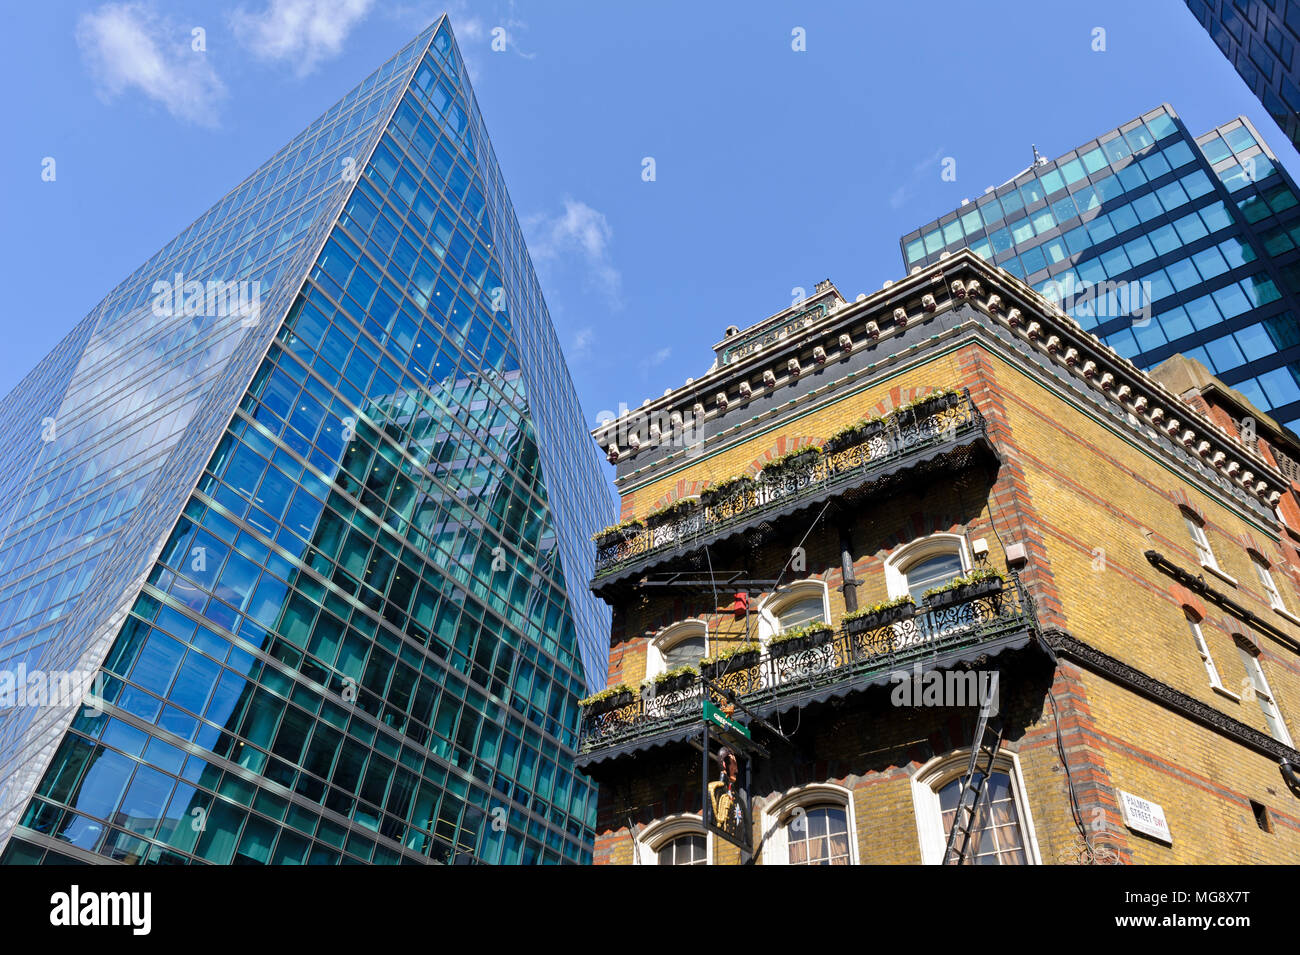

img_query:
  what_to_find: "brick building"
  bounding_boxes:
[576,249,1300,864]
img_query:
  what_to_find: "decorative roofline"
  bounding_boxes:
[591,249,1288,511]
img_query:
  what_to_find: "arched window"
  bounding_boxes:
[758,581,829,642]
[657,834,707,865]
[637,814,710,865]
[647,620,708,679]
[910,751,1041,865]
[761,783,857,865]
[884,534,970,602]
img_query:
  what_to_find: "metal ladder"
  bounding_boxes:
[942,694,1005,865]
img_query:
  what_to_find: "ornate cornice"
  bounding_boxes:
[1044,627,1300,766]
[591,250,1287,514]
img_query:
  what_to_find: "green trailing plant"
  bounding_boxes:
[590,517,645,543]
[921,567,1005,600]
[768,621,833,649]
[842,594,915,624]
[645,497,700,527]
[698,642,761,669]
[760,445,823,475]
[700,473,755,506]
[578,682,634,708]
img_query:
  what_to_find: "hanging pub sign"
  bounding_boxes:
[704,738,752,853]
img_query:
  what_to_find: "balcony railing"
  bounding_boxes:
[578,573,1038,756]
[592,392,987,581]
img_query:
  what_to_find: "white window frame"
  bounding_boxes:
[636,813,711,865]
[647,619,709,679]
[1238,646,1294,747]
[756,580,829,644]
[1250,553,1290,615]
[760,783,858,865]
[1185,610,1231,696]
[884,533,971,601]
[1184,513,1226,576]
[910,749,1042,865]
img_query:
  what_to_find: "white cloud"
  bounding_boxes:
[888,146,947,210]
[232,0,374,76]
[525,197,622,306]
[639,347,671,377]
[570,326,594,359]
[76,3,226,125]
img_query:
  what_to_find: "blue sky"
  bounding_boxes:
[2,0,1296,435]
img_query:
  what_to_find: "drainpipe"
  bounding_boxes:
[840,525,859,613]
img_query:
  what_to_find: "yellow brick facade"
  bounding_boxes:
[583,282,1300,865]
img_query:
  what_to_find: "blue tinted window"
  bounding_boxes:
[1162,141,1194,170]
[1200,136,1232,164]
[1191,246,1229,280]
[1185,295,1222,330]
[1140,151,1171,180]
[1213,283,1251,317]
[1258,367,1300,405]
[1148,113,1178,139]
[1020,245,1047,274]
[1081,148,1108,173]
[1224,125,1257,153]
[1159,306,1194,341]
[1125,235,1157,266]
[1106,327,1140,358]
[1236,323,1275,361]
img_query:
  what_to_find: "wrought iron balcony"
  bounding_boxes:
[576,574,1042,765]
[591,392,991,591]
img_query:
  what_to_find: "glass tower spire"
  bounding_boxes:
[0,16,614,865]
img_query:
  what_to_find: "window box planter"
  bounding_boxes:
[699,646,761,680]
[844,597,916,634]
[579,685,634,716]
[923,571,1004,609]
[591,520,645,549]
[644,666,698,695]
[768,623,834,658]
[700,475,755,509]
[896,389,961,424]
[645,498,699,529]
[760,446,823,480]
[823,417,887,454]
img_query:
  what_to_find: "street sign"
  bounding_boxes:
[703,699,751,739]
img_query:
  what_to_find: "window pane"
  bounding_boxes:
[776,596,824,631]
[787,805,850,865]
[938,771,1026,865]
[663,636,706,669]
[906,552,963,603]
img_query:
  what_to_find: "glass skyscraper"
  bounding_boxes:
[900,104,1300,432]
[1182,0,1300,152]
[0,16,614,865]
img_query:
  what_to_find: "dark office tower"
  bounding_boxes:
[0,16,614,865]
[1182,0,1300,151]
[900,105,1300,431]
